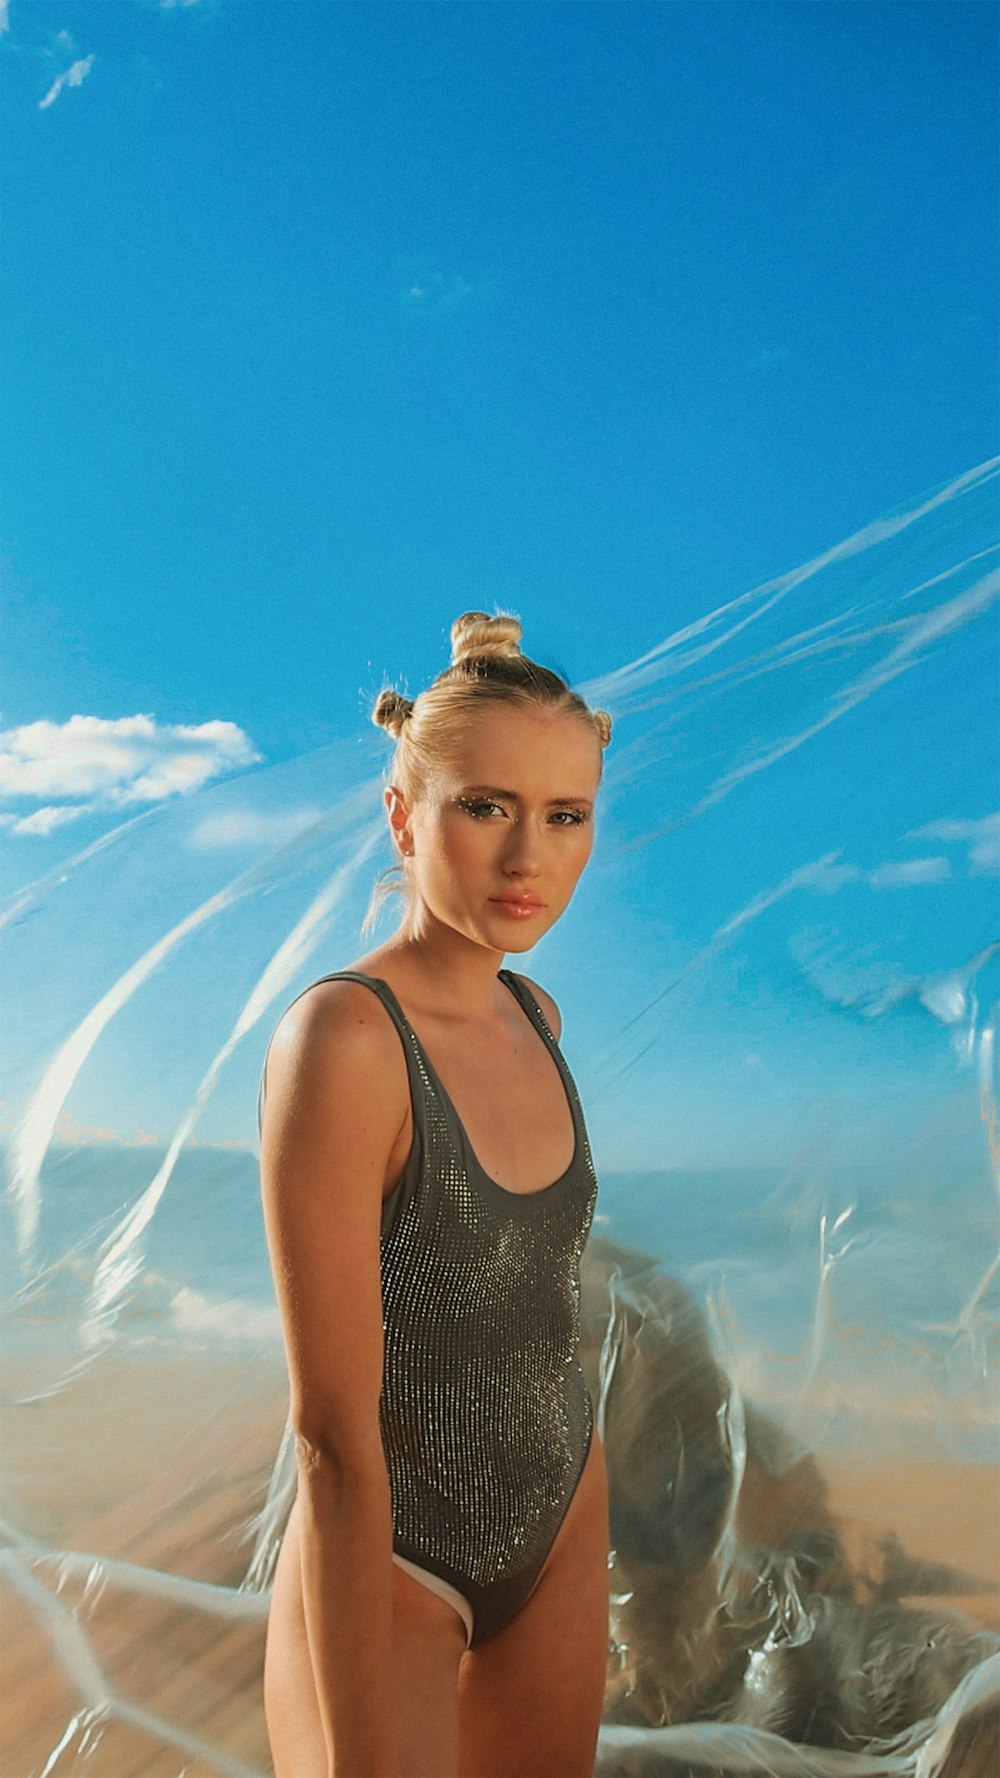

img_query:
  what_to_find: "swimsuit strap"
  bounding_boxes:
[256,969,432,1137]
[257,969,576,1180]
[497,968,558,1046]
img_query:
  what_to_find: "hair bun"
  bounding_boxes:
[371,687,414,739]
[450,610,523,666]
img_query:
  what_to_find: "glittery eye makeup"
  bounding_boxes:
[456,796,590,826]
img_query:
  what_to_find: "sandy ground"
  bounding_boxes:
[2,1344,289,1778]
[1,1344,997,1778]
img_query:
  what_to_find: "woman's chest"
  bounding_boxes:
[394,1019,578,1198]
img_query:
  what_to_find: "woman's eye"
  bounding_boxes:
[457,798,589,827]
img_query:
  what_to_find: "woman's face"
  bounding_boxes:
[387,704,602,955]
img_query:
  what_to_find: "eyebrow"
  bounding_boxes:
[458,784,595,809]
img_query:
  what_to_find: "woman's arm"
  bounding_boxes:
[259,980,409,1778]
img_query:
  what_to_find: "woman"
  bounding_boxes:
[258,611,614,1778]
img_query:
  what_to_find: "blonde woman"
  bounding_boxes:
[258,612,613,1778]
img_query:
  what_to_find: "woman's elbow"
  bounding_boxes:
[292,1416,386,1486]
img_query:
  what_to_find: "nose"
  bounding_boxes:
[501,816,542,877]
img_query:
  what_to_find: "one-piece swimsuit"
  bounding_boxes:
[257,967,599,1649]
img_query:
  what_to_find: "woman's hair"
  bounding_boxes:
[361,610,612,935]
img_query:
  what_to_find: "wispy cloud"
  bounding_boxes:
[593,831,980,1090]
[187,806,330,851]
[54,1111,160,1147]
[0,2,9,37]
[908,812,1000,876]
[402,272,473,313]
[38,52,95,110]
[795,852,955,892]
[0,713,262,836]
[789,930,1000,1027]
[866,856,952,889]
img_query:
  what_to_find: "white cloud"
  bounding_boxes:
[38,53,95,110]
[54,1110,160,1147]
[0,802,93,837]
[866,856,952,889]
[802,824,996,893]
[0,2,10,37]
[0,712,262,836]
[786,853,953,895]
[187,806,329,851]
[402,272,472,312]
[908,812,1000,876]
[803,852,955,893]
[789,930,1000,1027]
[804,858,862,893]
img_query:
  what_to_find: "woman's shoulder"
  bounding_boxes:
[264,972,405,1101]
[274,969,396,1033]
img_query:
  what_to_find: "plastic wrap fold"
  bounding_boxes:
[2,460,998,1776]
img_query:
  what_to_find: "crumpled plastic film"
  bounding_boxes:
[1,459,997,1776]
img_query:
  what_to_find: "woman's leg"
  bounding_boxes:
[263,1494,468,1778]
[455,1428,611,1778]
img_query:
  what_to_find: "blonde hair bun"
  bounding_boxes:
[371,686,414,739]
[450,610,523,665]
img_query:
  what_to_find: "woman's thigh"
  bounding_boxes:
[455,1428,610,1778]
[263,1495,468,1778]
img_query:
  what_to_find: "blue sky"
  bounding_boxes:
[1,1,997,1177]
[3,1,996,752]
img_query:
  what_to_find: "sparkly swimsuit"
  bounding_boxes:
[258,968,599,1649]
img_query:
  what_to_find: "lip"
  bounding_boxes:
[489,896,545,916]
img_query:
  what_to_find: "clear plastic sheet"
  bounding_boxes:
[2,459,998,1775]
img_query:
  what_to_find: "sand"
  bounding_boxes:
[2,1344,289,1778]
[1,1344,997,1778]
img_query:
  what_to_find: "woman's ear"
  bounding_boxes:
[384,785,412,856]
